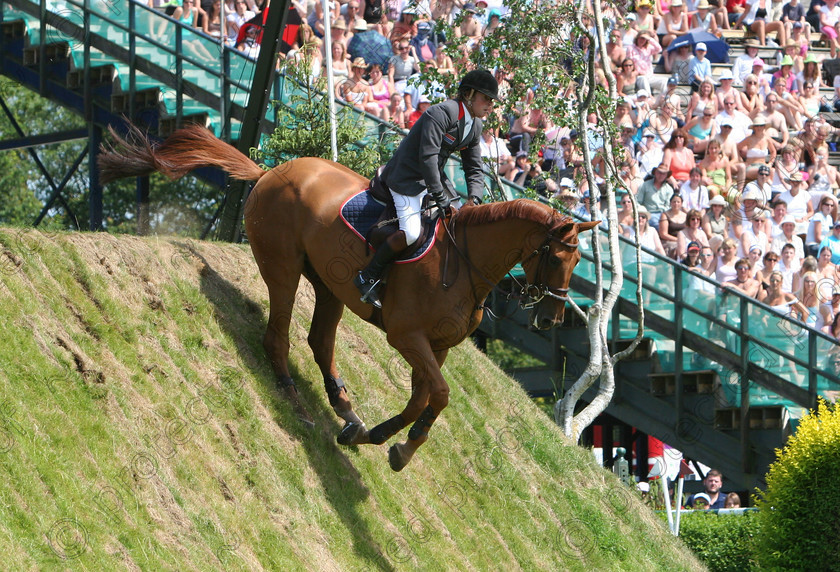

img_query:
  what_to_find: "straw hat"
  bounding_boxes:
[351,57,368,68]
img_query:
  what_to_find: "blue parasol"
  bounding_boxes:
[666,31,730,64]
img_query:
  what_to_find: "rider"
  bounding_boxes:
[354,69,499,308]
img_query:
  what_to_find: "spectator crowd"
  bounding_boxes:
[146,0,840,345]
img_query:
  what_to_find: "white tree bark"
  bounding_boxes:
[555,0,647,443]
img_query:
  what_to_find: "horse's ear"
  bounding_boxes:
[576,221,601,233]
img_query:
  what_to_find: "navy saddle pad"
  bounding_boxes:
[339,190,439,264]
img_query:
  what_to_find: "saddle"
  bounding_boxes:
[363,169,435,258]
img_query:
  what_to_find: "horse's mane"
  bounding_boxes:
[457,199,569,228]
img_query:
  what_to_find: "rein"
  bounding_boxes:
[441,210,579,312]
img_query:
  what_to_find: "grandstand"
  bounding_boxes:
[1,0,839,494]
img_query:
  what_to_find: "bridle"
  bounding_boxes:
[440,212,580,312]
[512,232,580,310]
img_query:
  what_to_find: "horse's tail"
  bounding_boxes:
[98,122,267,185]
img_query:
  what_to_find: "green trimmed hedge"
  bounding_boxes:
[755,400,840,570]
[678,511,759,572]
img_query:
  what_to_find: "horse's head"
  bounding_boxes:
[520,219,600,330]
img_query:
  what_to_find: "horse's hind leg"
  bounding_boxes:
[262,263,315,427]
[304,272,370,445]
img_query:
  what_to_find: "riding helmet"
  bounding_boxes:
[459,69,499,100]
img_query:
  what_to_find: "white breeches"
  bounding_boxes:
[391,189,428,246]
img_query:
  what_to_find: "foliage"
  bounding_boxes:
[485,338,545,370]
[754,399,840,570]
[0,78,217,235]
[256,51,401,178]
[678,511,760,572]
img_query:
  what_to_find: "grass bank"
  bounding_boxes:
[0,229,702,570]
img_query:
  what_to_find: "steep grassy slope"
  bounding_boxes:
[0,229,702,571]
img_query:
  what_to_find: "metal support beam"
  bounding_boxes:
[0,94,80,225]
[136,176,150,235]
[0,128,88,151]
[216,0,293,242]
[89,123,102,230]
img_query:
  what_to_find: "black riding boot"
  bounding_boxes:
[354,231,407,309]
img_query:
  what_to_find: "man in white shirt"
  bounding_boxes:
[715,95,752,142]
[636,129,663,178]
[776,172,813,235]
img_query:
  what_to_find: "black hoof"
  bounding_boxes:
[389,444,408,472]
[337,422,364,446]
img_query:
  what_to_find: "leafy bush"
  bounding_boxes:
[678,511,759,572]
[754,399,840,570]
[256,51,400,178]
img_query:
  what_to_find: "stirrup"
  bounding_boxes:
[354,272,383,309]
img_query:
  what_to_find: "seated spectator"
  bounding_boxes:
[227,0,254,44]
[480,128,514,177]
[387,92,406,129]
[738,119,776,185]
[623,205,668,290]
[773,214,807,259]
[698,139,731,194]
[327,41,351,81]
[703,194,730,250]
[688,470,727,509]
[740,73,765,117]
[637,130,665,178]
[666,43,693,79]
[411,20,436,62]
[677,208,711,258]
[692,493,712,510]
[686,103,719,155]
[388,39,419,99]
[732,40,761,85]
[692,0,721,35]
[807,194,836,256]
[431,45,455,74]
[730,186,768,240]
[736,0,788,47]
[808,147,840,201]
[637,163,676,228]
[626,31,663,93]
[821,0,840,58]
[716,97,752,143]
[617,58,651,103]
[778,242,803,290]
[739,207,770,257]
[821,285,840,334]
[236,23,260,58]
[818,220,840,263]
[777,171,814,234]
[660,193,688,258]
[663,129,695,184]
[716,238,740,283]
[771,75,803,130]
[680,168,711,213]
[816,245,837,287]
[747,243,765,275]
[725,257,762,297]
[662,0,690,48]
[756,249,780,286]
[796,270,825,329]
[759,272,810,327]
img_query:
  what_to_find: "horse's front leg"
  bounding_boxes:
[368,343,450,472]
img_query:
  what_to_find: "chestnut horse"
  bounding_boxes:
[98,124,598,471]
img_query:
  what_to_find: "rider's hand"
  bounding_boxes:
[435,193,451,212]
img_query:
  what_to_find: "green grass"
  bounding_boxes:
[0,229,704,570]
